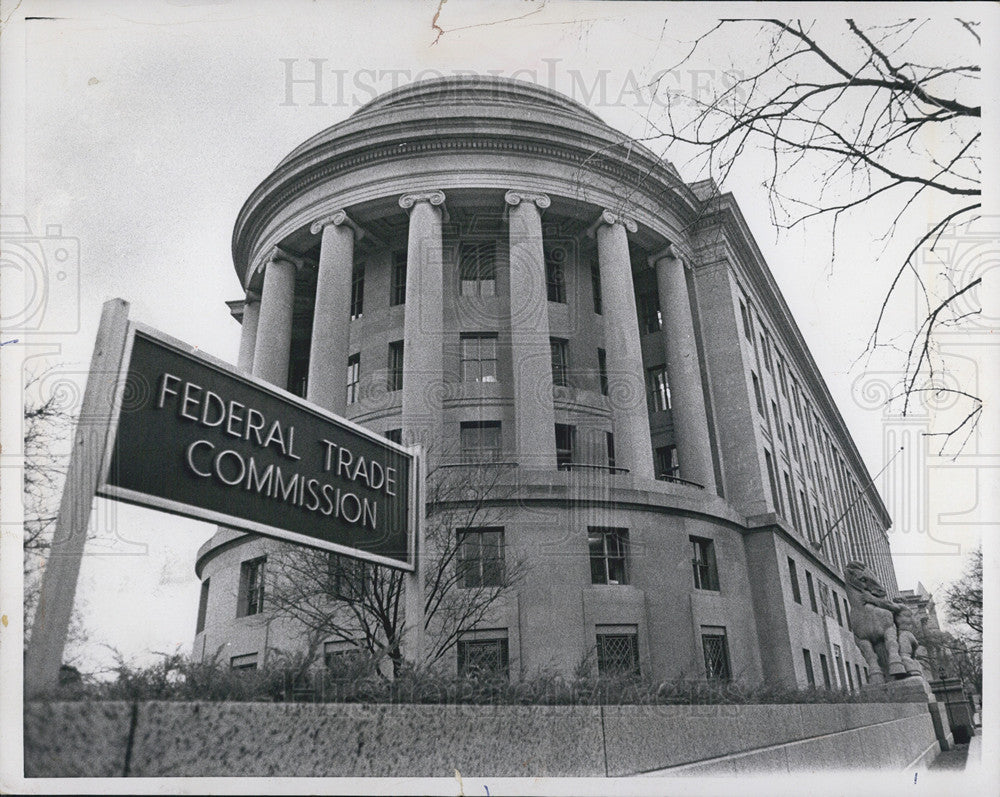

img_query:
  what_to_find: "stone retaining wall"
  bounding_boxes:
[24,700,939,778]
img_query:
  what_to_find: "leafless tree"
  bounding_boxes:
[941,546,982,690]
[643,18,981,448]
[266,459,525,676]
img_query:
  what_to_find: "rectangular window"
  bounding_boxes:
[457,527,505,588]
[783,472,798,527]
[655,445,680,480]
[550,337,570,387]
[773,402,783,440]
[690,536,720,591]
[597,348,609,395]
[555,423,575,469]
[459,241,497,297]
[834,644,846,689]
[639,291,662,333]
[843,598,852,631]
[606,431,616,469]
[805,571,818,613]
[863,666,869,684]
[460,421,502,462]
[803,649,816,687]
[545,242,567,302]
[765,449,781,512]
[646,366,671,412]
[387,340,404,392]
[457,631,509,677]
[460,333,498,383]
[740,299,753,341]
[596,626,640,676]
[846,660,855,690]
[350,264,365,319]
[324,640,359,670]
[760,333,772,371]
[701,626,732,681]
[384,428,402,443]
[588,527,628,585]
[834,590,844,626]
[238,557,266,617]
[590,257,603,314]
[390,250,407,306]
[327,553,369,601]
[788,557,802,604]
[777,355,788,396]
[752,372,764,415]
[346,353,360,405]
[230,653,258,671]
[196,578,210,634]
[288,347,309,399]
[819,653,832,688]
[856,663,864,688]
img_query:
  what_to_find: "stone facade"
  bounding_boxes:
[193,76,897,687]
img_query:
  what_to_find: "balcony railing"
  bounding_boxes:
[655,472,705,489]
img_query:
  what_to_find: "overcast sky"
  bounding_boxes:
[2,0,995,672]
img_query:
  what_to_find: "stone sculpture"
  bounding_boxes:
[843,560,906,682]
[896,608,934,681]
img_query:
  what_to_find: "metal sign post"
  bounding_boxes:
[25,299,131,697]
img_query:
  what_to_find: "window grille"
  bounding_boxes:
[596,628,640,676]
[701,627,732,681]
[457,633,509,677]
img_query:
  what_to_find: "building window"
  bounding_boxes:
[384,428,402,443]
[550,337,570,387]
[327,553,369,601]
[783,472,798,527]
[346,353,360,405]
[833,590,844,626]
[350,264,365,319]
[597,348,609,395]
[805,570,818,613]
[387,340,404,392]
[237,557,266,617]
[555,423,576,469]
[701,626,732,681]
[777,355,789,396]
[545,242,568,302]
[230,653,258,671]
[606,431,616,469]
[765,449,782,512]
[596,625,640,676]
[846,660,855,690]
[856,663,864,688]
[288,343,309,398]
[760,332,773,371]
[834,645,846,689]
[457,527,504,588]
[457,631,509,677]
[819,653,832,688]
[588,527,628,585]
[863,665,869,684]
[459,241,496,297]
[460,333,498,383]
[324,640,359,670]
[773,402,783,440]
[787,557,802,603]
[390,250,407,306]
[803,649,816,687]
[690,536,720,591]
[646,366,671,412]
[740,299,753,341]
[196,578,210,634]
[590,258,603,314]
[639,291,662,333]
[460,421,502,462]
[655,445,680,480]
[843,598,852,631]
[752,372,764,415]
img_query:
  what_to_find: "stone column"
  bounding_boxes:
[650,246,717,492]
[307,210,360,414]
[399,190,446,455]
[592,210,654,481]
[252,247,300,387]
[506,190,557,470]
[236,294,260,374]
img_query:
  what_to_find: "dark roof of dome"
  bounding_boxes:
[277,75,607,168]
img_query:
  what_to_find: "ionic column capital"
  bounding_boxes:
[399,190,446,211]
[310,209,363,239]
[649,242,695,270]
[504,190,551,210]
[254,245,308,277]
[587,209,638,238]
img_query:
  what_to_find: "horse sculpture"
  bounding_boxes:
[843,560,906,682]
